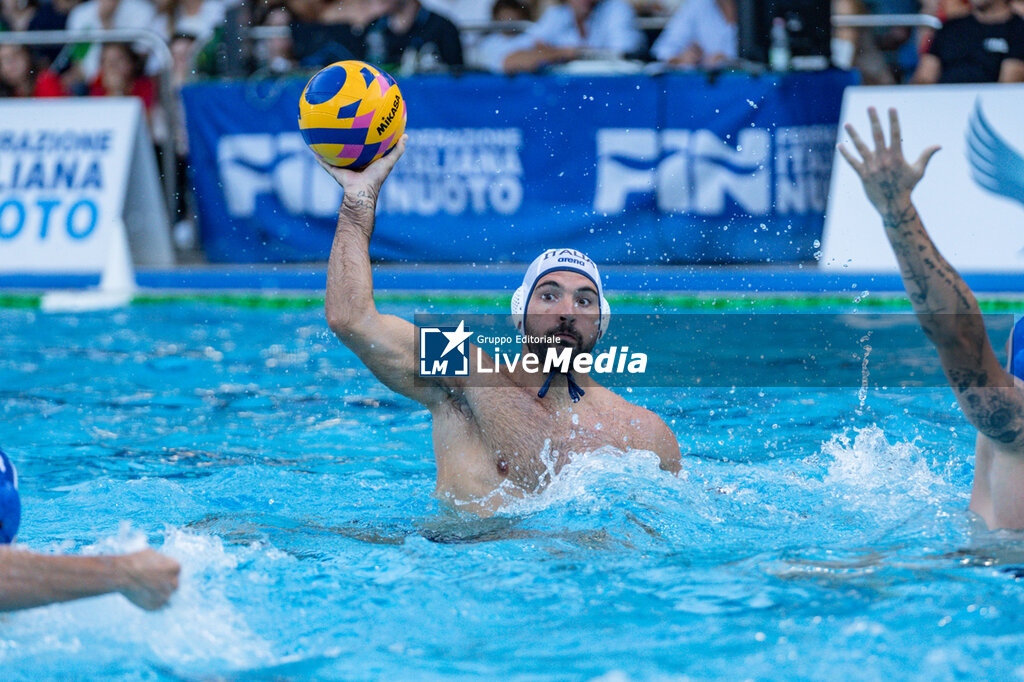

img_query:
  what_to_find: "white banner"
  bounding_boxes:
[822,84,1024,272]
[0,98,172,276]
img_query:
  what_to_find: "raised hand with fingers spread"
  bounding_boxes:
[838,106,1024,531]
[837,106,941,226]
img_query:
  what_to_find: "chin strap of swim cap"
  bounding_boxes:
[0,449,21,544]
[537,370,586,403]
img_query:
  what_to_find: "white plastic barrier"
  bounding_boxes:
[0,98,173,308]
[822,83,1024,273]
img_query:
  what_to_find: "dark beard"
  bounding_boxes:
[524,319,597,366]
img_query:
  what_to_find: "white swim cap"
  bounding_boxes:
[511,249,611,336]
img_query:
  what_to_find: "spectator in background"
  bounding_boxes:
[51,0,81,17]
[912,0,1024,83]
[1,0,66,32]
[152,0,225,44]
[89,42,155,110]
[503,0,645,73]
[860,0,920,81]
[421,0,495,58]
[923,0,971,20]
[253,4,295,72]
[628,0,682,15]
[0,42,65,95]
[650,0,736,69]
[832,0,898,84]
[1,0,70,66]
[919,0,966,57]
[283,0,316,22]
[65,0,157,83]
[0,0,65,32]
[291,0,383,66]
[364,0,463,73]
[468,0,533,73]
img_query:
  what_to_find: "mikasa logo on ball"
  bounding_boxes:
[376,95,402,137]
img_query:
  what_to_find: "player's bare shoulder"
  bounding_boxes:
[604,389,682,474]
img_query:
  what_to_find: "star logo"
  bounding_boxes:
[419,321,472,377]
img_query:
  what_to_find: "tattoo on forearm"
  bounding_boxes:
[949,368,989,393]
[963,390,1024,445]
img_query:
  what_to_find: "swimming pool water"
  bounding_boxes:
[1,302,1023,680]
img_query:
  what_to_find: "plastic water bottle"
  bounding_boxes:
[366,30,386,67]
[769,17,791,71]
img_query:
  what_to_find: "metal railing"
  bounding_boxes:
[0,28,178,215]
[249,13,943,42]
[831,13,942,30]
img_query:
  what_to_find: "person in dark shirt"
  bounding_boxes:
[913,0,1024,83]
[364,0,463,73]
[0,0,69,65]
[290,0,384,67]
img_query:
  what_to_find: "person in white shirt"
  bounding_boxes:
[468,0,535,73]
[172,0,225,43]
[65,0,157,79]
[503,0,645,73]
[651,0,737,68]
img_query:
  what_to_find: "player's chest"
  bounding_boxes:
[476,405,636,491]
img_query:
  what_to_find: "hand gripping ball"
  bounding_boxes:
[298,60,407,169]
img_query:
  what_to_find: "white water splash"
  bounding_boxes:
[817,426,947,506]
[0,526,278,673]
[856,331,872,415]
[499,446,673,516]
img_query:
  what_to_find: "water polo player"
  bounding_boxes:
[1,449,20,545]
[840,108,1024,530]
[315,141,681,514]
[0,448,181,612]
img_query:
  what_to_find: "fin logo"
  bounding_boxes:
[593,126,835,217]
[216,133,342,219]
[419,321,472,377]
[966,100,1024,211]
[594,128,771,216]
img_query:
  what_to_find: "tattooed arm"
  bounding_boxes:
[839,107,1024,451]
[318,138,452,408]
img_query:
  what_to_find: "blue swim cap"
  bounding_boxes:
[0,449,21,544]
[1012,315,1024,383]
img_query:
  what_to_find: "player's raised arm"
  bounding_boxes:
[318,137,450,408]
[839,107,1024,451]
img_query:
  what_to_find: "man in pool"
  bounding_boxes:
[839,107,1024,530]
[316,140,681,514]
